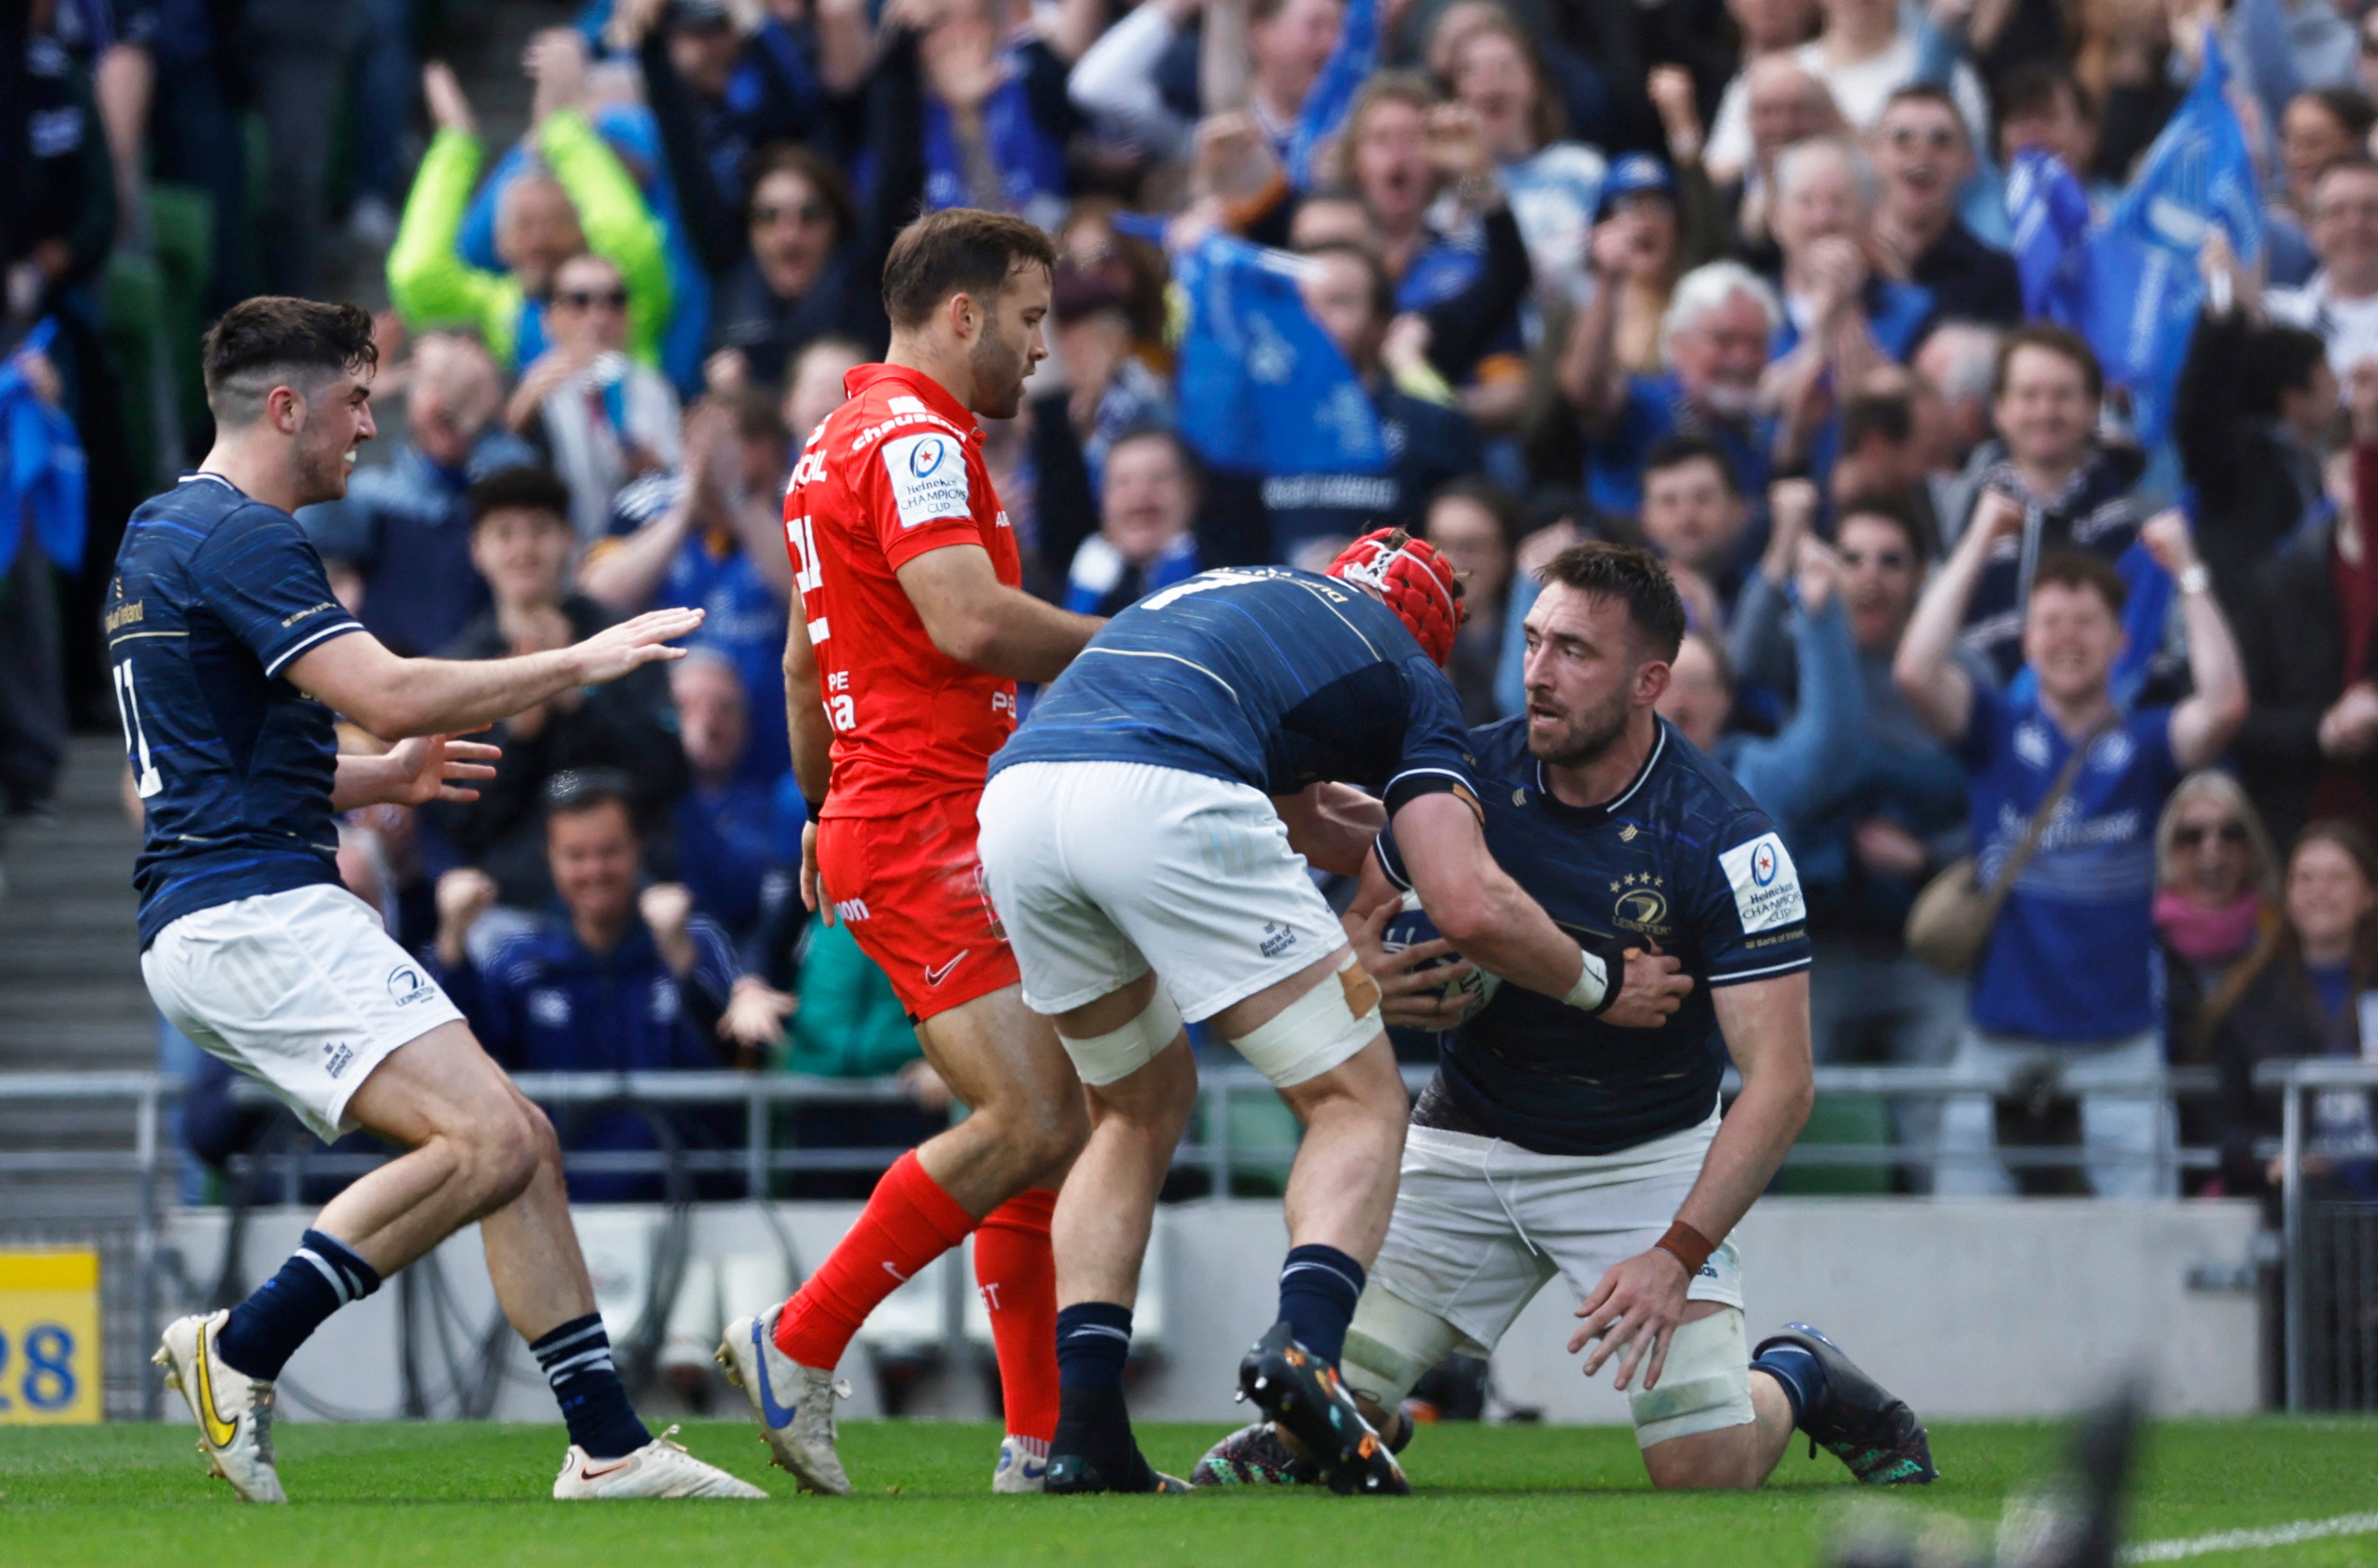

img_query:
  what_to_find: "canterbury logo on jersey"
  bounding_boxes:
[834,898,870,922]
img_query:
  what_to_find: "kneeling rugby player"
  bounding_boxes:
[1196,544,1937,1492]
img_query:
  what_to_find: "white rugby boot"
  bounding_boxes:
[153,1310,286,1504]
[990,1436,1050,1493]
[552,1425,768,1499]
[715,1305,854,1495]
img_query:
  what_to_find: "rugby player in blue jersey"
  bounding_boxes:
[123,299,760,1502]
[978,531,1697,1494]
[1195,542,1938,1492]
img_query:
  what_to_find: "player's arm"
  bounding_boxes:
[1893,489,2023,742]
[894,544,1103,684]
[1271,783,1386,877]
[1567,971,1813,1394]
[286,609,704,740]
[780,607,842,924]
[329,735,502,811]
[1391,791,1692,1026]
[1341,844,1477,1031]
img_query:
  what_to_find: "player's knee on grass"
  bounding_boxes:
[1340,1285,1469,1412]
[1634,1308,1759,1483]
[1229,954,1385,1091]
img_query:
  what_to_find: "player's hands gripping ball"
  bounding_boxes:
[1348,892,1501,1031]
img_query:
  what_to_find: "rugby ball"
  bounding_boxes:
[1380,891,1501,1024]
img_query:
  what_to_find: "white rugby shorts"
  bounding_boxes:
[142,883,463,1143]
[1365,1108,1751,1444]
[978,760,1355,1055]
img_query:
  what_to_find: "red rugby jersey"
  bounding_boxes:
[783,363,1022,819]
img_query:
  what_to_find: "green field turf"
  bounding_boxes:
[1,1418,2373,1567]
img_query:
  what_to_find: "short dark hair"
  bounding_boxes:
[2298,86,2378,145]
[1834,492,1926,557]
[1882,83,1966,136]
[747,143,855,243]
[201,297,378,425]
[718,384,791,446]
[1642,434,1739,495]
[2030,548,2127,616]
[1994,324,2103,404]
[1298,241,1397,326]
[1995,64,2092,129]
[1426,476,1518,545]
[1841,386,1913,453]
[468,465,574,529]
[1105,422,1201,489]
[543,767,638,824]
[1538,540,1688,663]
[881,208,1059,330]
[2240,324,2332,419]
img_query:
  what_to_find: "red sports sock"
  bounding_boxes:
[972,1189,1060,1447]
[775,1150,977,1370]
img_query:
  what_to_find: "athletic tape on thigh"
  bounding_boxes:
[1057,987,1185,1087]
[1629,1306,1757,1450]
[1340,1285,1466,1409]
[1228,954,1384,1089]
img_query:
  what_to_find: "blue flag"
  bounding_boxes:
[0,320,88,582]
[1173,235,1388,476]
[1285,0,1377,192]
[2001,33,2259,448]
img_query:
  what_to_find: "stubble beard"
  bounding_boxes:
[1529,684,1635,771]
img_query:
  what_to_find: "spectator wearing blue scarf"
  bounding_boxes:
[1062,427,1203,618]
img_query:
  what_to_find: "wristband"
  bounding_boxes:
[1653,1220,1717,1277]
[2177,562,2210,596]
[1561,936,1627,1015]
[800,794,826,820]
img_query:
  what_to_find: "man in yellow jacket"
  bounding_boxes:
[389,40,672,373]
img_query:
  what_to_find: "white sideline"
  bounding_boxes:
[2120,1511,2378,1562]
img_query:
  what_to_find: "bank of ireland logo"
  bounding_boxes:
[1751,841,1778,887]
[910,438,948,479]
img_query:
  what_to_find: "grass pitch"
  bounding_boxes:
[2,1418,2374,1567]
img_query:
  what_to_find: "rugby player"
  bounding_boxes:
[977,533,1698,1495]
[715,210,1103,1495]
[1195,543,1938,1492]
[131,298,759,1501]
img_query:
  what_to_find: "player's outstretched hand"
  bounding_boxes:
[385,733,501,807]
[1567,1245,1692,1393]
[570,607,705,686]
[1343,900,1474,1031]
[1601,944,1693,1029]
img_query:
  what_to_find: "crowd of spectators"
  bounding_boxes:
[12,0,2378,1206]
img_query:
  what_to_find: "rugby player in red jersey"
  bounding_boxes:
[716,209,1104,1495]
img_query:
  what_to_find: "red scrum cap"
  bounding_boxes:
[1326,528,1466,666]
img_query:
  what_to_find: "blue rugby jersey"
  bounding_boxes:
[988,566,1476,808]
[109,474,365,948]
[1377,716,1813,1156]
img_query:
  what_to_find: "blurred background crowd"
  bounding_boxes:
[6,0,2378,1211]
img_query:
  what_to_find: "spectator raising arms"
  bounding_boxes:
[1895,501,2249,1197]
[389,48,674,373]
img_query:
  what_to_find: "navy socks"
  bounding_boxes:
[1276,1244,1364,1368]
[216,1229,380,1382]
[531,1314,652,1461]
[1054,1301,1134,1393]
[1749,1342,1829,1429]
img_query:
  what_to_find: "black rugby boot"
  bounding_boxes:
[1751,1322,1938,1484]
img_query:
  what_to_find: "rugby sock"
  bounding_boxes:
[1276,1243,1365,1369]
[1749,1343,1829,1430]
[532,1314,651,1460]
[1054,1301,1134,1393]
[774,1150,977,1370]
[215,1229,380,1381]
[973,1188,1060,1450]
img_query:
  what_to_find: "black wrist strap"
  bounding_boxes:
[1580,932,1629,1017]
